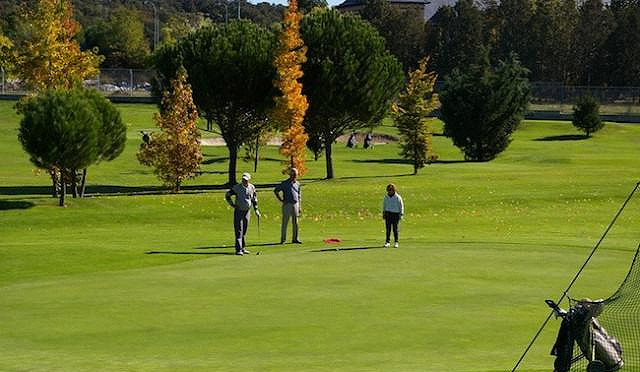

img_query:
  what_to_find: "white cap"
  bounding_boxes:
[241,172,251,181]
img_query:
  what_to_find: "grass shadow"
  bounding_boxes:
[0,183,279,197]
[0,200,35,211]
[202,157,228,165]
[534,134,589,141]
[352,158,412,165]
[145,251,236,255]
[194,242,283,250]
[310,245,384,253]
[431,159,468,164]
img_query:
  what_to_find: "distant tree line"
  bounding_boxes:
[353,0,640,86]
[424,0,640,86]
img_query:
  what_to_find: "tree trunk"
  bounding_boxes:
[80,168,87,197]
[413,162,418,175]
[71,169,78,198]
[325,143,334,179]
[228,145,238,185]
[59,178,66,206]
[50,169,59,198]
[207,117,212,131]
[175,178,181,193]
[253,135,259,173]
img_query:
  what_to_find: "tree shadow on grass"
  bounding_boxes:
[352,158,467,165]
[309,245,384,253]
[193,242,283,250]
[534,134,589,141]
[202,157,228,165]
[145,251,236,255]
[0,183,279,197]
[0,200,35,211]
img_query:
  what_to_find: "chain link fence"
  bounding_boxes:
[2,71,640,115]
[0,68,156,97]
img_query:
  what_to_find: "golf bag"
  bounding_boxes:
[548,299,624,372]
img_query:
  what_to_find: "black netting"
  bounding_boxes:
[555,247,640,372]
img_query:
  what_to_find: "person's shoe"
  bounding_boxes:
[384,242,390,248]
[235,251,244,256]
[242,249,251,254]
[280,240,285,244]
[292,240,302,244]
[394,242,399,248]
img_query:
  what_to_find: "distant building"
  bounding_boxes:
[335,0,431,21]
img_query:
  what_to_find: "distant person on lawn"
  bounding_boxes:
[274,167,302,244]
[382,183,404,248]
[363,132,373,149]
[347,132,356,148]
[225,172,260,255]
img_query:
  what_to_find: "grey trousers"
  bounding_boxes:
[234,208,251,250]
[281,202,299,242]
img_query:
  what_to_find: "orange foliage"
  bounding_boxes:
[137,70,203,192]
[13,0,102,91]
[273,0,309,175]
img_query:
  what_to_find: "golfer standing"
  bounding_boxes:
[225,172,260,255]
[274,168,302,244]
[382,183,404,248]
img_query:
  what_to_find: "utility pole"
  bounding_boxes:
[145,1,159,49]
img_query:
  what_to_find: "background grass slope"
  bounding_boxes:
[1,100,639,372]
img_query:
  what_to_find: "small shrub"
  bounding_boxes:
[572,95,603,137]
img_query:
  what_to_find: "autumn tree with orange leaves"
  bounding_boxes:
[12,0,103,91]
[273,0,309,176]
[137,69,203,192]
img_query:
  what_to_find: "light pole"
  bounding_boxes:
[219,0,229,23]
[144,0,159,50]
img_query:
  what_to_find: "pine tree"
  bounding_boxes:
[273,0,310,175]
[12,0,102,91]
[137,69,203,192]
[392,57,440,174]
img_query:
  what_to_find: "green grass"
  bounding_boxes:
[1,100,640,372]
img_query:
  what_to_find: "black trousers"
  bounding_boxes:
[384,212,400,243]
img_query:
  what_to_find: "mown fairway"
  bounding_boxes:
[1,100,639,372]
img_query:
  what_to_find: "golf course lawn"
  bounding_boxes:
[1,100,639,372]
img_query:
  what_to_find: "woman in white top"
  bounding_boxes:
[382,183,404,248]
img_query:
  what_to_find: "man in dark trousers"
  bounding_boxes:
[225,172,260,255]
[274,167,302,244]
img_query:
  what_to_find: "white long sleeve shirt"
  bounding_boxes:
[383,193,404,215]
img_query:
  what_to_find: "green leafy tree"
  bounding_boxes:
[425,0,489,78]
[360,0,426,72]
[12,0,102,91]
[573,0,613,85]
[439,55,530,162]
[301,9,404,179]
[392,57,440,174]
[79,89,127,196]
[572,95,603,137]
[527,0,577,83]
[494,0,534,67]
[18,89,100,206]
[82,7,150,68]
[299,0,328,13]
[152,20,275,185]
[17,88,126,202]
[601,0,640,86]
[0,28,12,72]
[138,69,202,192]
